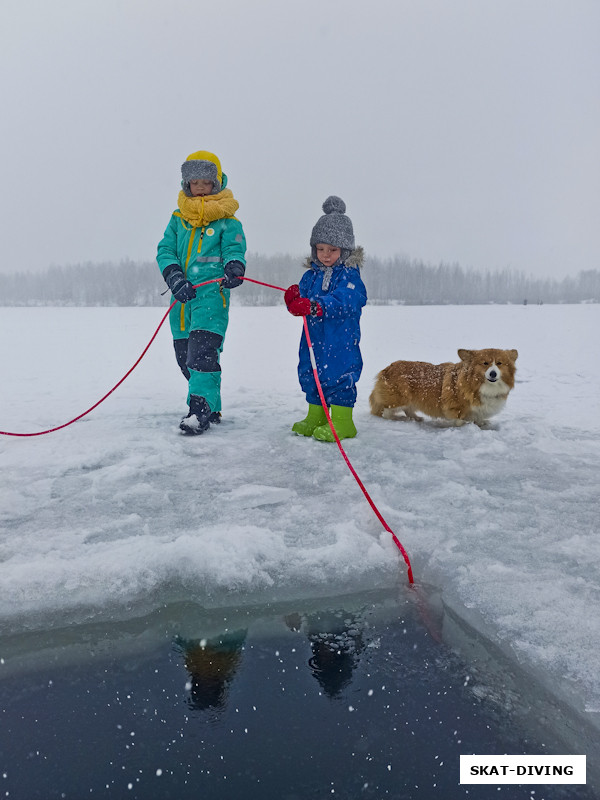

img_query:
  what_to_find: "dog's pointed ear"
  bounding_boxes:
[457,349,473,361]
[508,349,518,361]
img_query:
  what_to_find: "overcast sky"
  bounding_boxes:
[1,0,598,279]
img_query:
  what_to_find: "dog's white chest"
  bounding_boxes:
[467,380,509,422]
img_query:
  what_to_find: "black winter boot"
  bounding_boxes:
[180,396,212,435]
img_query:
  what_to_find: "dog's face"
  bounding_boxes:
[457,348,518,390]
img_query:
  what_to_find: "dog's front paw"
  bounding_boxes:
[382,407,415,421]
[475,419,496,430]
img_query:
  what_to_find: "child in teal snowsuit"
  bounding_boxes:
[285,196,367,442]
[157,150,247,435]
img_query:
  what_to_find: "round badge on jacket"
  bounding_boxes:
[206,228,215,236]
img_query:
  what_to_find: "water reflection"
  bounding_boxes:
[1,591,595,799]
[174,606,367,712]
[175,630,247,711]
[288,609,365,698]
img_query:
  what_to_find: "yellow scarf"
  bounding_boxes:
[177,188,239,227]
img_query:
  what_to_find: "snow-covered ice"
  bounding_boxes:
[0,302,598,747]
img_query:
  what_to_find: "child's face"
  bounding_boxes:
[316,244,342,267]
[189,179,214,197]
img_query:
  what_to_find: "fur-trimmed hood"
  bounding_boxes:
[303,245,365,270]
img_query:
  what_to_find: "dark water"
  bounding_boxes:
[0,588,593,800]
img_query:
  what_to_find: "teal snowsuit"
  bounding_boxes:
[156,180,246,413]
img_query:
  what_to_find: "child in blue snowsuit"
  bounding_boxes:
[157,150,246,435]
[285,196,367,441]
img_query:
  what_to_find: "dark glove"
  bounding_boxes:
[287,297,323,317]
[221,260,245,289]
[163,264,196,303]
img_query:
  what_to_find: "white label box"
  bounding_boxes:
[460,755,586,784]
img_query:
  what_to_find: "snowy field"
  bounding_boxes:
[1,302,599,748]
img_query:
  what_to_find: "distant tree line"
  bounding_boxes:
[0,254,598,306]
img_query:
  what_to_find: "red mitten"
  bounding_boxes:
[287,296,311,316]
[284,284,301,307]
[287,297,323,317]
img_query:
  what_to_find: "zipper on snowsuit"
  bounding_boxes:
[181,226,205,331]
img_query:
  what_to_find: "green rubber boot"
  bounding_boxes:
[292,403,328,436]
[313,405,357,442]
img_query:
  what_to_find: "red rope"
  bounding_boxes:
[243,277,414,584]
[1,274,414,584]
[300,314,414,584]
[0,278,221,437]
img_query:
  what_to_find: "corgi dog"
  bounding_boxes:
[369,348,518,427]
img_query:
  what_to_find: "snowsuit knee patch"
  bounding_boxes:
[187,330,223,373]
[173,339,191,379]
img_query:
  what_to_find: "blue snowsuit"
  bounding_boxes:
[297,261,367,407]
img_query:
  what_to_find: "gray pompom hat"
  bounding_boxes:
[310,196,355,263]
[181,159,222,197]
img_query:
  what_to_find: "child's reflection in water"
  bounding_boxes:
[285,610,364,698]
[175,608,365,710]
[176,630,247,711]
